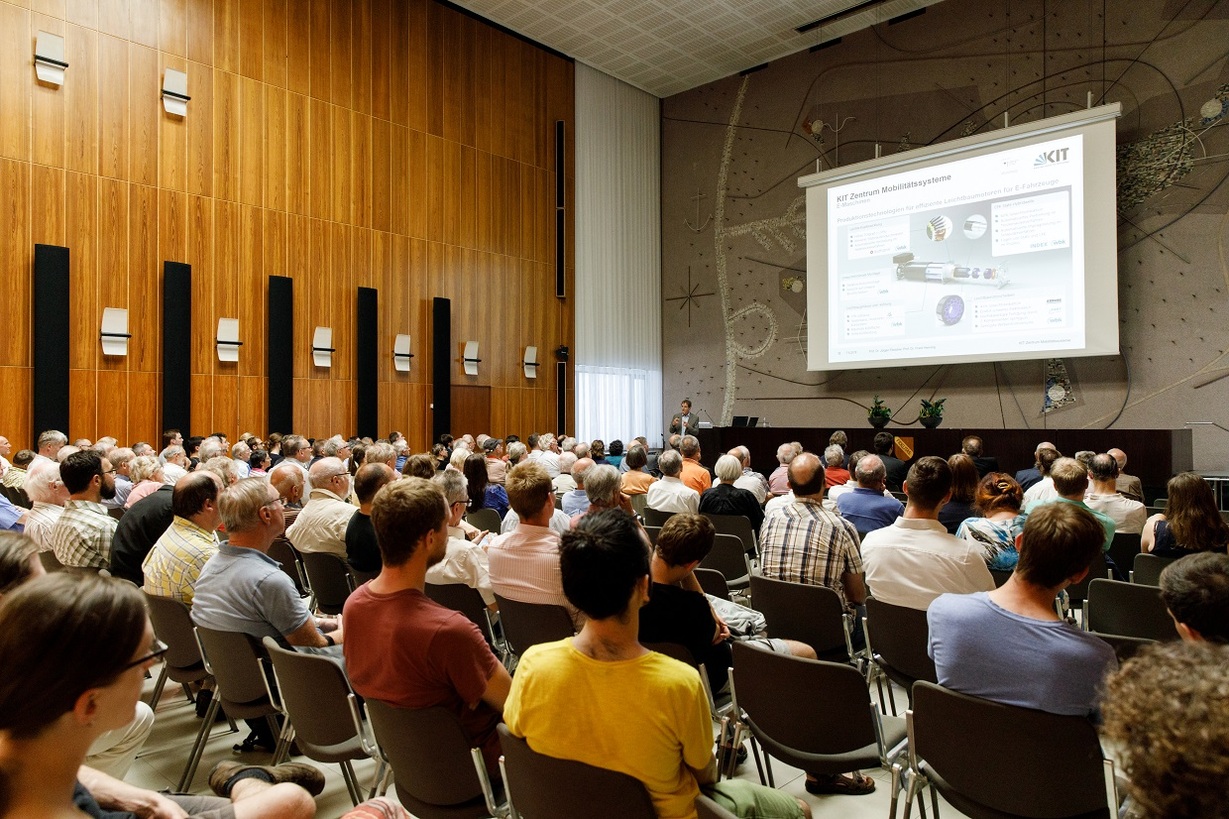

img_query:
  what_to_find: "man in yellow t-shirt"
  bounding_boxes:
[503,509,810,819]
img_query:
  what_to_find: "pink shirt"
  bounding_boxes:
[488,524,582,629]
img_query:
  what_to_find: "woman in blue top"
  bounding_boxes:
[1141,472,1229,558]
[464,453,509,520]
[956,472,1025,570]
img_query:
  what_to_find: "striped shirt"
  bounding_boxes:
[1,466,26,489]
[488,524,582,630]
[49,499,117,569]
[24,502,64,551]
[759,498,863,614]
[142,516,221,604]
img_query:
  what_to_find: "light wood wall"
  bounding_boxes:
[0,0,575,452]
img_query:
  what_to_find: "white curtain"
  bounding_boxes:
[574,63,663,445]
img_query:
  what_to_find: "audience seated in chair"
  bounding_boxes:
[426,469,497,609]
[768,442,802,498]
[344,476,511,776]
[678,435,712,496]
[1084,452,1147,535]
[504,509,812,819]
[21,460,67,552]
[954,473,1025,571]
[48,450,118,570]
[286,457,357,557]
[345,463,397,576]
[699,456,763,532]
[834,454,903,535]
[936,453,979,535]
[1020,445,1062,505]
[861,456,994,611]
[572,464,636,526]
[141,472,224,605]
[928,502,1118,717]
[561,456,594,516]
[0,570,320,819]
[1022,457,1115,552]
[1141,472,1229,557]
[646,450,701,515]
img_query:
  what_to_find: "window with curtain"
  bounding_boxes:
[575,365,664,446]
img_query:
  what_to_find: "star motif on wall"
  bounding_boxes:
[665,266,715,327]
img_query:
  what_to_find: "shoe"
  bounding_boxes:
[232,731,276,754]
[208,761,326,797]
[804,772,876,796]
[194,689,213,719]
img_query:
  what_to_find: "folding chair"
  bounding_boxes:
[1107,532,1141,580]
[1063,551,1111,617]
[465,508,502,534]
[492,594,573,659]
[497,724,654,819]
[864,597,937,715]
[699,534,751,593]
[701,513,759,557]
[1130,552,1178,586]
[262,638,385,805]
[268,536,310,597]
[426,582,502,652]
[365,699,505,818]
[694,567,730,601]
[1083,578,1179,642]
[749,575,853,662]
[904,681,1117,819]
[642,507,676,527]
[299,551,356,615]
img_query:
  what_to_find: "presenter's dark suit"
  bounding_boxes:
[669,414,699,437]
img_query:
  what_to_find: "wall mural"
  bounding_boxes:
[661,0,1229,467]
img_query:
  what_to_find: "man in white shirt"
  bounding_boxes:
[22,461,68,551]
[1084,452,1146,535]
[537,434,561,479]
[552,452,578,497]
[645,450,699,514]
[1021,447,1062,506]
[861,456,994,610]
[727,446,769,504]
[285,457,356,557]
[428,469,496,608]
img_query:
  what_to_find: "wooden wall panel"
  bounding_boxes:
[0,0,573,447]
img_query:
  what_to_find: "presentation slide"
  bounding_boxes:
[801,104,1120,372]
[827,135,1083,364]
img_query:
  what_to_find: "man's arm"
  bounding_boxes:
[842,571,868,605]
[283,617,341,647]
[478,663,513,711]
[78,765,189,819]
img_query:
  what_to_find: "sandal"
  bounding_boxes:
[804,772,876,796]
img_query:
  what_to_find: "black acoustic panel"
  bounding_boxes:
[162,262,192,435]
[356,287,379,440]
[432,297,451,444]
[555,120,566,299]
[557,361,566,437]
[32,244,70,441]
[267,276,294,434]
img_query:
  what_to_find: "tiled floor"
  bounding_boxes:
[129,674,960,819]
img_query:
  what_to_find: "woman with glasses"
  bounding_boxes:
[0,572,319,818]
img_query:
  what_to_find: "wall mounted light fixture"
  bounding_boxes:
[34,31,67,86]
[100,308,130,356]
[312,326,334,368]
[216,318,241,362]
[161,68,189,116]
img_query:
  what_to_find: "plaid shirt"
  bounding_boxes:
[49,499,118,569]
[142,516,221,604]
[1,466,26,489]
[759,498,863,614]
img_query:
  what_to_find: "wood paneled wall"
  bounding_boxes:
[0,0,575,452]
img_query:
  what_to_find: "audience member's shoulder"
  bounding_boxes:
[927,590,987,620]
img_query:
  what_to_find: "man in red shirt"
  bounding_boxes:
[343,477,512,773]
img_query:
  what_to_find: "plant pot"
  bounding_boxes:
[869,415,890,429]
[920,415,943,429]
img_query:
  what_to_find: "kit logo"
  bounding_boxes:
[1034,147,1069,167]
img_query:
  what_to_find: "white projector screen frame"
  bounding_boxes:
[801,103,1121,371]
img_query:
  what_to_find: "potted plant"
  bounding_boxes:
[868,396,891,428]
[919,398,946,428]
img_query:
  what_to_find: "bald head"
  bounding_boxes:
[309,456,346,482]
[1108,448,1127,470]
[269,461,305,506]
[354,462,396,507]
[787,452,826,498]
[572,457,596,487]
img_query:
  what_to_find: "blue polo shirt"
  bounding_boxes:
[835,487,904,534]
[191,542,311,642]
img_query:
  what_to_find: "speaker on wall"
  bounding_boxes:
[32,244,70,441]
[162,262,192,435]
[432,297,451,444]
[555,119,566,299]
[356,287,378,440]
[267,276,294,434]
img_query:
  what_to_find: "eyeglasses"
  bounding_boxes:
[102,468,116,475]
[262,497,285,510]
[120,638,168,671]
[451,498,471,507]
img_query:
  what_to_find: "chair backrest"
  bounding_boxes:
[11,487,30,509]
[695,794,739,819]
[1064,550,1110,607]
[693,567,730,601]
[194,625,272,705]
[910,681,1111,818]
[267,536,308,596]
[1094,633,1155,664]
[496,724,656,819]
[630,494,648,517]
[425,582,496,647]
[864,597,937,685]
[262,637,360,754]
[642,507,675,527]
[1085,578,1179,641]
[699,534,750,587]
[749,574,849,660]
[701,513,757,555]
[465,507,501,534]
[1131,552,1178,586]
[492,594,574,655]
[299,551,355,615]
[1107,532,1142,579]
[366,699,489,808]
[144,593,208,675]
[730,641,877,754]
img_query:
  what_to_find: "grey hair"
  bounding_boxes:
[506,442,528,464]
[823,445,845,467]
[431,469,469,505]
[558,451,578,473]
[109,447,136,470]
[584,465,622,506]
[776,443,796,465]
[365,442,396,466]
[855,454,886,484]
[37,430,67,450]
[23,462,63,504]
[714,454,742,483]
[230,441,251,461]
[129,455,162,483]
[658,449,683,477]
[202,456,239,486]
[198,438,225,462]
[218,477,274,532]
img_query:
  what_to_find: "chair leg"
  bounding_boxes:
[763,752,775,788]
[368,759,389,799]
[901,769,919,819]
[929,777,940,819]
[270,717,294,764]
[748,735,766,785]
[339,760,361,806]
[180,682,196,703]
[178,694,219,792]
[886,677,898,717]
[147,664,169,708]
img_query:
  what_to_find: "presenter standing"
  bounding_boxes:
[669,399,700,438]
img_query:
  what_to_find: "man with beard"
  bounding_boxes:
[48,450,119,570]
[343,477,511,777]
